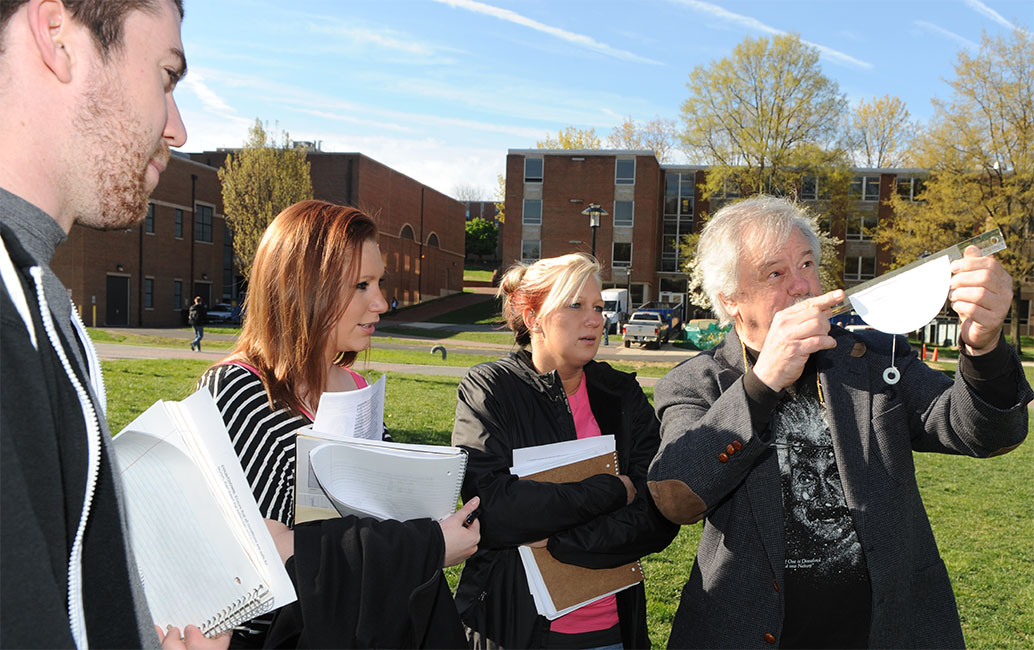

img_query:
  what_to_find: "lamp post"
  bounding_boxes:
[580,203,607,258]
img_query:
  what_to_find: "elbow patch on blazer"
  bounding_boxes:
[648,479,706,524]
[988,441,1024,458]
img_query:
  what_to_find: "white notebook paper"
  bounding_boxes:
[113,389,296,637]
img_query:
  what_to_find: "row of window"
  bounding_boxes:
[141,277,184,310]
[522,200,636,227]
[710,176,925,203]
[521,240,632,267]
[144,203,215,242]
[524,157,636,185]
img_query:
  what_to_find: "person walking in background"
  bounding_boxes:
[390,295,398,314]
[188,296,206,351]
[451,253,678,649]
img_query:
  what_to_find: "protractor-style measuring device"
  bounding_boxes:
[830,227,1007,317]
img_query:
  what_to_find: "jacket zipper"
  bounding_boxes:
[31,267,100,650]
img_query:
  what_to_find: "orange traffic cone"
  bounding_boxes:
[922,343,927,360]
[932,347,939,362]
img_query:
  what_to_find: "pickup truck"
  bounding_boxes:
[622,311,668,349]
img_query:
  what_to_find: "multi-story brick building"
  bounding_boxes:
[504,149,1032,336]
[52,152,227,328]
[191,149,465,308]
[49,149,465,328]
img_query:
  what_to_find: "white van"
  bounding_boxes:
[601,288,630,334]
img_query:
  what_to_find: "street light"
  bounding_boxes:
[580,203,608,258]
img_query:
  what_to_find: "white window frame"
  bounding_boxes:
[800,176,818,201]
[615,159,635,185]
[613,200,634,227]
[521,240,541,264]
[524,158,543,184]
[522,199,542,225]
[843,255,876,281]
[612,241,632,268]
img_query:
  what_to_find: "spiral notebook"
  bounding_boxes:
[296,434,467,523]
[113,390,296,637]
[511,435,644,619]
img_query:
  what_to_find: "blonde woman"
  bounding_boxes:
[451,253,678,649]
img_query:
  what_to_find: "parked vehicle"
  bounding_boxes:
[633,301,684,341]
[206,302,241,325]
[622,311,668,349]
[600,288,629,334]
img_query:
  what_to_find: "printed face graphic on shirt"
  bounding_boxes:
[772,391,864,577]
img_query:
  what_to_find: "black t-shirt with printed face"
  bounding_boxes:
[770,363,872,649]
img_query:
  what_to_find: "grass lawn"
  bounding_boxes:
[88,327,236,351]
[378,326,514,346]
[463,268,495,283]
[101,360,1032,649]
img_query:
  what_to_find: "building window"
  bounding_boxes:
[612,242,632,268]
[427,233,439,247]
[615,159,635,185]
[145,203,155,233]
[801,176,818,201]
[174,209,183,238]
[844,255,876,281]
[522,199,542,225]
[400,225,415,240]
[194,204,213,242]
[851,176,880,201]
[613,201,634,227]
[173,279,182,310]
[846,214,878,240]
[144,277,154,309]
[525,158,543,184]
[896,177,926,201]
[521,240,540,263]
[662,172,695,272]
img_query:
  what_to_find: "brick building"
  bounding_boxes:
[52,152,227,328]
[191,150,465,307]
[504,149,1032,335]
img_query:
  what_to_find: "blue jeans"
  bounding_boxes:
[191,326,204,351]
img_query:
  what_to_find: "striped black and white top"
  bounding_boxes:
[198,363,307,527]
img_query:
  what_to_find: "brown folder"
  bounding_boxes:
[520,452,644,616]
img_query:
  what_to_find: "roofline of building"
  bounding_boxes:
[171,150,219,171]
[508,148,656,156]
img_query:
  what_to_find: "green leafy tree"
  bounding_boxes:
[536,126,601,150]
[878,29,1034,352]
[680,33,848,199]
[465,217,498,259]
[847,94,917,168]
[494,173,506,224]
[218,119,313,279]
[607,115,678,162]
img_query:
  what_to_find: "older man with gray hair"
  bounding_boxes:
[647,196,1030,649]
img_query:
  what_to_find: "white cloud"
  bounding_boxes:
[304,20,464,65]
[962,0,1029,33]
[665,0,874,70]
[431,0,663,65]
[914,20,979,50]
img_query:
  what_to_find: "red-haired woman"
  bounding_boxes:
[451,253,678,649]
[199,200,479,648]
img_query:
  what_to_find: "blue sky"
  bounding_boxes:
[175,0,1032,197]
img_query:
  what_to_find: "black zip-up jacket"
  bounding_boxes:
[451,351,679,649]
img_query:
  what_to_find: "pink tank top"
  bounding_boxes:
[549,373,620,634]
